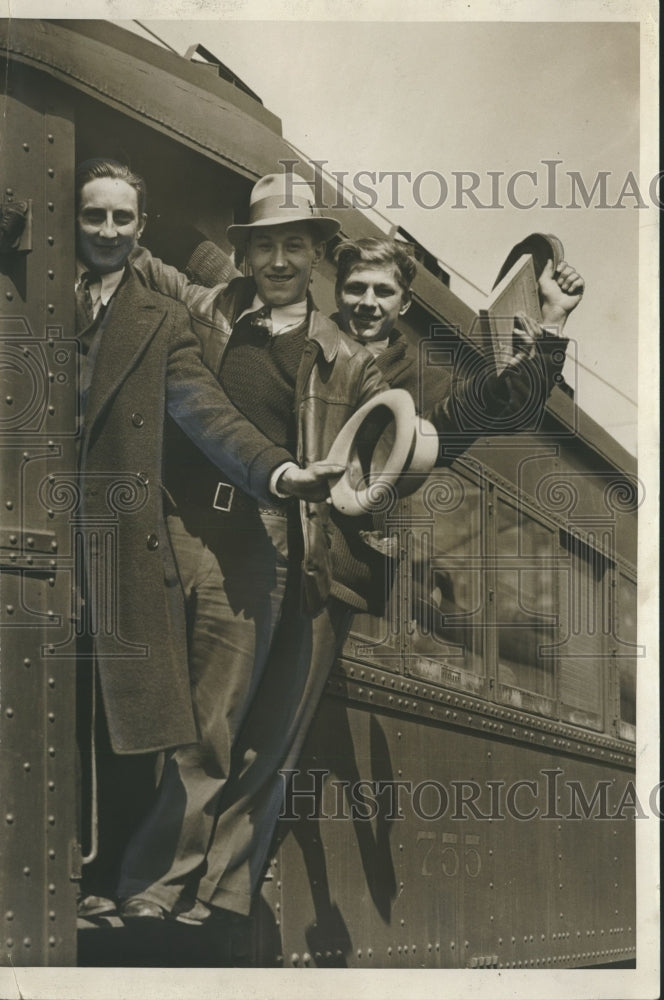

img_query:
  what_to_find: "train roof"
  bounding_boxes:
[0,17,636,478]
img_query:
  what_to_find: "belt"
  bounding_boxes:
[212,481,288,518]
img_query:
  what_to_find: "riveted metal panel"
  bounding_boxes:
[267,691,635,969]
[2,19,287,184]
[477,741,636,969]
[0,60,78,966]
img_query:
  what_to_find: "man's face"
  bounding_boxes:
[76,177,146,274]
[336,263,411,343]
[246,224,324,308]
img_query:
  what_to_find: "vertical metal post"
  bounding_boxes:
[0,62,78,966]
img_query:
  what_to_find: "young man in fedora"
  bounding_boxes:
[116,172,400,923]
[190,238,587,916]
[71,159,339,915]
[120,183,584,926]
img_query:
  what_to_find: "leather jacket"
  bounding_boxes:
[132,248,387,614]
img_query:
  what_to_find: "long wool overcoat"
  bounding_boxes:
[79,266,290,753]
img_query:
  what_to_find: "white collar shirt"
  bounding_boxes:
[75,261,125,319]
[236,295,308,336]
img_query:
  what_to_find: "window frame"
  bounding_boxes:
[341,462,637,743]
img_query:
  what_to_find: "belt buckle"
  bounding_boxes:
[213,481,235,513]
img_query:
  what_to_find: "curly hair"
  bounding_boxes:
[334,237,417,293]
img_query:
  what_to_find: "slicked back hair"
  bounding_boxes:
[75,158,147,217]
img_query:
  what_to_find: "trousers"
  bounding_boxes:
[117,506,352,915]
[197,589,352,913]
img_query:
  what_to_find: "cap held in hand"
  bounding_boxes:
[325,389,439,516]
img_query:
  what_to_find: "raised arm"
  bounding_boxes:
[131,244,226,318]
[423,257,585,453]
[505,257,585,403]
[538,258,585,331]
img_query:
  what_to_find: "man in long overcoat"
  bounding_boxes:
[74,158,333,908]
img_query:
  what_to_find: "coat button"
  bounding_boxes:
[146,534,159,550]
[132,412,144,427]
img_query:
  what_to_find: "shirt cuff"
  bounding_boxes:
[270,461,299,498]
[541,325,566,340]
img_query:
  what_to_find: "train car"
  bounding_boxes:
[0,18,638,970]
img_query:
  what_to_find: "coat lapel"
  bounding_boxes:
[307,307,341,362]
[220,275,257,326]
[82,266,168,440]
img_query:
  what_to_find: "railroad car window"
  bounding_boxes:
[348,604,402,673]
[495,501,557,715]
[556,530,612,731]
[345,526,402,672]
[616,574,637,738]
[406,471,485,692]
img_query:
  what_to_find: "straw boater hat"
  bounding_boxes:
[227,172,341,248]
[325,389,439,516]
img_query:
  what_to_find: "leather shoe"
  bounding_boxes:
[77,893,117,919]
[120,897,167,920]
[175,900,211,926]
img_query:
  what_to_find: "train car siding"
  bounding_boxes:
[0,19,638,970]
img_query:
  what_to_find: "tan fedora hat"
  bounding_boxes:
[227,172,341,248]
[492,232,564,289]
[325,389,439,516]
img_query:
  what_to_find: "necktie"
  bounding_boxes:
[75,271,98,333]
[250,304,272,335]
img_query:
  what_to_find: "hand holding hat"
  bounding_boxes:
[325,389,439,516]
[278,460,346,503]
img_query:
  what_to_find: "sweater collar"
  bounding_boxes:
[227,278,342,362]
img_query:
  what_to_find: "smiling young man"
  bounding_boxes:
[334,234,583,347]
[333,236,584,447]
[119,211,585,927]
[333,243,414,348]
[72,160,341,914]
[325,234,584,618]
[116,172,392,923]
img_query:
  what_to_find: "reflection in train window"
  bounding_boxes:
[341,467,635,740]
[617,574,636,735]
[496,501,556,706]
[407,471,484,688]
[410,565,484,673]
[495,497,554,557]
[349,604,402,673]
[346,547,402,672]
[409,470,483,561]
[556,530,612,729]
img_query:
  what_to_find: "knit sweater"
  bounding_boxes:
[218,318,306,454]
[164,317,306,517]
